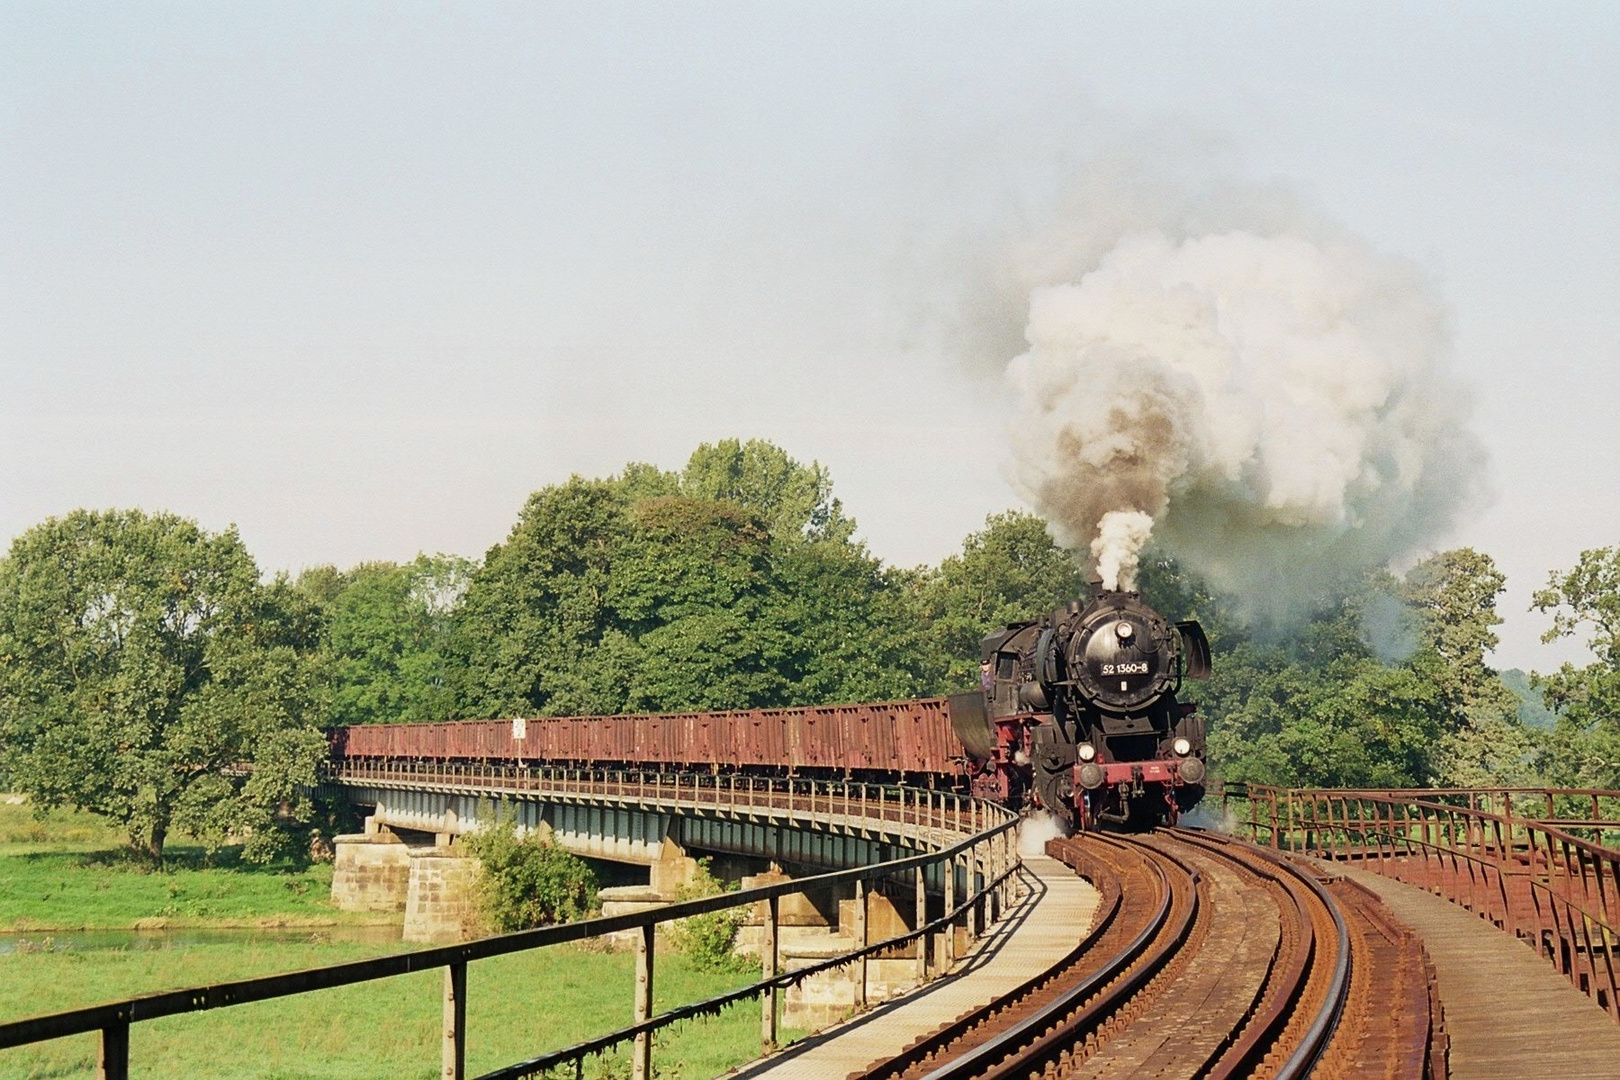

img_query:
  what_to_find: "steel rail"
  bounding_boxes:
[1171,828,1351,1079]
[887,828,1352,1080]
[960,836,1198,1080]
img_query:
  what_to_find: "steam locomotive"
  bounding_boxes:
[948,589,1211,830]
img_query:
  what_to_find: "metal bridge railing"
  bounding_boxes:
[1220,782,1620,1020]
[0,794,1020,1080]
[329,759,996,846]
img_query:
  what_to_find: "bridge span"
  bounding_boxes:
[327,761,1007,947]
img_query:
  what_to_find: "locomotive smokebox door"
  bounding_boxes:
[1069,607,1167,713]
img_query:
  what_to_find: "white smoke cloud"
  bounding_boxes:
[1004,228,1486,618]
[1091,509,1155,590]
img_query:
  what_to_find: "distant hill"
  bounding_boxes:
[1501,668,1558,731]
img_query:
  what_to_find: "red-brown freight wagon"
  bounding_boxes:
[328,698,967,781]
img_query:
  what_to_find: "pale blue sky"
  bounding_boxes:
[3,3,1616,669]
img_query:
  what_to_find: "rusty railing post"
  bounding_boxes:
[965,844,978,942]
[854,877,869,1010]
[633,923,655,1080]
[761,895,779,1050]
[1494,815,1512,934]
[943,852,957,967]
[914,863,928,982]
[442,961,467,1080]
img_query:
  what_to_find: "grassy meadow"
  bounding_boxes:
[0,798,378,931]
[0,798,798,1079]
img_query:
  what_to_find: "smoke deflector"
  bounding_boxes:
[1177,621,1211,681]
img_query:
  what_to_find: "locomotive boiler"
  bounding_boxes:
[949,588,1211,829]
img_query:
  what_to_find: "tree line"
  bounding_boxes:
[2,438,1615,861]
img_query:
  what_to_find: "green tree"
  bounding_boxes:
[769,534,928,704]
[450,478,636,718]
[1403,549,1529,786]
[906,511,1088,692]
[677,442,924,703]
[306,554,472,726]
[678,438,853,542]
[614,497,791,711]
[451,444,926,717]
[1531,548,1620,786]
[1203,577,1449,790]
[1134,550,1241,648]
[0,510,328,863]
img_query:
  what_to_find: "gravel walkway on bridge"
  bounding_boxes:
[1327,860,1620,1078]
[725,852,1098,1080]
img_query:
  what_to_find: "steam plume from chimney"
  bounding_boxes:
[1005,229,1485,618]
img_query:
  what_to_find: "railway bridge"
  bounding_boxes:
[328,759,1013,960]
[4,750,1620,1079]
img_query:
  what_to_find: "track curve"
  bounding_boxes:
[849,827,1444,1080]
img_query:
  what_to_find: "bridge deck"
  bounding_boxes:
[1327,860,1620,1078]
[726,853,1098,1080]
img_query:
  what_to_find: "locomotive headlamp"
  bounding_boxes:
[1077,742,1097,762]
[1115,621,1134,640]
[1172,737,1192,756]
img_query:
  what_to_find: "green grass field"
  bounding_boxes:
[0,935,784,1080]
[0,798,800,1078]
[0,798,384,931]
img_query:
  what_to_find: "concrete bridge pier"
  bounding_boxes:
[597,837,705,945]
[332,821,481,944]
[330,828,412,913]
[403,846,479,944]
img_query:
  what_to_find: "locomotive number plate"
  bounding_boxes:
[1101,662,1149,676]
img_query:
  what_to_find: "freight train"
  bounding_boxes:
[328,589,1209,829]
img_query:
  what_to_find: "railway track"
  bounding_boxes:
[850,828,1447,1080]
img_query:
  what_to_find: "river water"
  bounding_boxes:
[0,923,403,956]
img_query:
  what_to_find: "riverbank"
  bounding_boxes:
[0,797,393,931]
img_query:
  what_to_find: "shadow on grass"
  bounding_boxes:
[24,844,318,878]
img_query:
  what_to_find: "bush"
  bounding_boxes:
[668,859,754,973]
[466,818,597,932]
